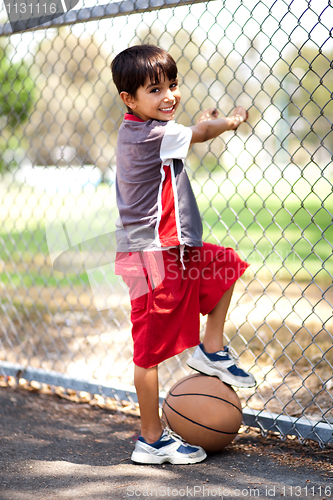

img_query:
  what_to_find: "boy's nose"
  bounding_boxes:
[163,89,174,101]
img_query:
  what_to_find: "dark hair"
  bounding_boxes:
[111,44,178,98]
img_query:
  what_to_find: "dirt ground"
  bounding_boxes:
[2,279,333,423]
[1,380,333,500]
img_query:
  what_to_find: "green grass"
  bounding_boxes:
[0,268,89,288]
[199,190,333,281]
[0,178,332,287]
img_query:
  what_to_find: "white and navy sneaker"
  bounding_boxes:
[187,343,256,388]
[131,428,207,465]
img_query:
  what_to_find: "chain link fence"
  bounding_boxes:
[0,0,332,444]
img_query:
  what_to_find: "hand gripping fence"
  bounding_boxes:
[0,0,332,445]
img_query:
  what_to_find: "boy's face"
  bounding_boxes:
[121,76,181,122]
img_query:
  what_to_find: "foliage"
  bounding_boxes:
[274,46,333,146]
[0,45,35,171]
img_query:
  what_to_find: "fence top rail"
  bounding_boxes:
[0,0,211,36]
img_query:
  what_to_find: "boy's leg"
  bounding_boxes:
[132,364,207,464]
[134,364,162,443]
[202,283,234,352]
[187,281,256,388]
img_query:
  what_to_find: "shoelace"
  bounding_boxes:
[219,346,239,363]
[163,427,187,444]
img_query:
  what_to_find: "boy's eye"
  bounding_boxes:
[150,87,159,93]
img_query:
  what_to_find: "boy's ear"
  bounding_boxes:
[120,91,137,110]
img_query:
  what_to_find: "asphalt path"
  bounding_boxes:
[0,384,332,500]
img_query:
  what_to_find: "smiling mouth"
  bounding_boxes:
[159,104,176,112]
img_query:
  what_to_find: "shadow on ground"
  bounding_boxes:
[1,384,332,500]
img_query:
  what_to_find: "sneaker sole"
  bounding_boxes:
[131,451,207,465]
[187,357,256,388]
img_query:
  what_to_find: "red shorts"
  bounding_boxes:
[115,242,249,369]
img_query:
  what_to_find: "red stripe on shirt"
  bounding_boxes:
[124,113,144,122]
[158,165,180,246]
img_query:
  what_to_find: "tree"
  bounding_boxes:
[0,44,35,172]
[273,47,332,141]
[26,27,117,171]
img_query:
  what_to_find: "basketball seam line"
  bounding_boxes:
[162,410,172,429]
[168,390,242,415]
[171,374,201,393]
[163,399,241,435]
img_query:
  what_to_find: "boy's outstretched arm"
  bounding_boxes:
[190,106,248,146]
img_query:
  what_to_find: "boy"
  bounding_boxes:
[111,44,256,465]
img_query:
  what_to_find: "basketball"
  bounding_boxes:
[162,374,243,453]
